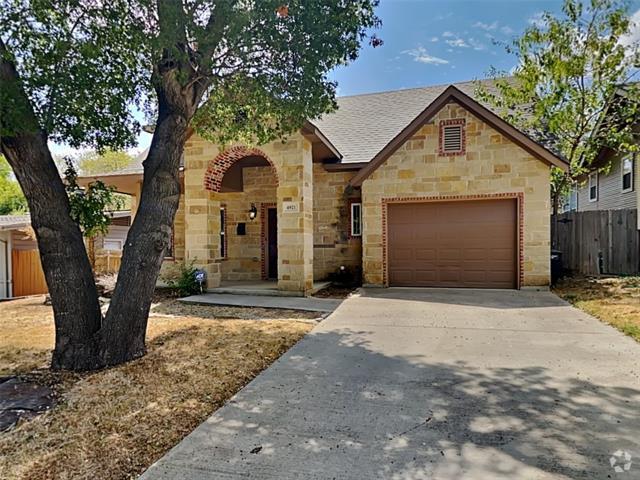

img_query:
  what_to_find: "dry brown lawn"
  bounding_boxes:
[0,295,315,480]
[554,276,640,341]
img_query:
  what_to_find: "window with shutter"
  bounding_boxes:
[439,119,466,156]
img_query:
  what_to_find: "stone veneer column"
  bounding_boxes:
[184,138,222,289]
[274,137,314,294]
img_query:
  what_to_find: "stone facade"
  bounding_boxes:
[361,101,551,287]
[312,163,361,280]
[218,166,278,281]
[182,133,314,293]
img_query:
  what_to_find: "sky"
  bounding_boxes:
[51,0,640,157]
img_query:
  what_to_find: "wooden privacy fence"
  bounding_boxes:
[552,209,639,276]
[12,249,48,297]
[94,249,122,275]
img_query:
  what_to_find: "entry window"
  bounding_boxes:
[220,207,227,258]
[622,156,634,193]
[588,172,598,202]
[439,119,466,156]
[351,202,362,237]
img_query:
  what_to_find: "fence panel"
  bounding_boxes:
[12,249,48,297]
[553,209,639,276]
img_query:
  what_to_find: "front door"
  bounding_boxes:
[267,207,278,279]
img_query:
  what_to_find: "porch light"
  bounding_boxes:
[249,204,258,221]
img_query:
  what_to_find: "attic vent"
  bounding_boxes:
[439,119,466,156]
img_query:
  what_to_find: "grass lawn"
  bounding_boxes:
[554,276,640,342]
[0,295,316,480]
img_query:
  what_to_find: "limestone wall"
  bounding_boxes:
[312,163,361,280]
[361,101,551,287]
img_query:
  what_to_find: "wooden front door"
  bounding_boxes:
[267,207,278,279]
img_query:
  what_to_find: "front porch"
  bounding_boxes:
[184,135,317,296]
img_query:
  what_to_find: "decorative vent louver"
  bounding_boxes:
[442,125,463,152]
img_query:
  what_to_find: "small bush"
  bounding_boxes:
[328,265,362,287]
[162,260,201,297]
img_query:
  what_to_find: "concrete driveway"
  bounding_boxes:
[141,288,640,479]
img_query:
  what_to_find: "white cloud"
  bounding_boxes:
[473,20,514,36]
[430,36,439,42]
[442,31,455,38]
[620,8,640,48]
[528,12,546,28]
[473,21,498,31]
[446,38,469,48]
[469,38,487,51]
[500,25,514,35]
[403,46,449,65]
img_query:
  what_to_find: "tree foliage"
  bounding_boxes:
[478,0,640,207]
[0,154,27,215]
[63,160,124,238]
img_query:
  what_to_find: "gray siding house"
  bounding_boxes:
[575,152,638,212]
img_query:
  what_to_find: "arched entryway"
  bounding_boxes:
[204,147,279,284]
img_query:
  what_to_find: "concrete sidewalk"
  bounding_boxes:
[179,293,342,313]
[142,288,640,479]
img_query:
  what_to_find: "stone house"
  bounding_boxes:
[80,81,568,295]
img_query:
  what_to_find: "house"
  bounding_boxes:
[0,214,47,299]
[80,81,568,295]
[572,83,639,213]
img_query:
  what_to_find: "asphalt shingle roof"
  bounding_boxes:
[313,80,495,163]
[0,214,31,230]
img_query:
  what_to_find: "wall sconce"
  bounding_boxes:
[249,204,258,221]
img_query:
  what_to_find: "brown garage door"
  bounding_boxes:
[387,199,517,289]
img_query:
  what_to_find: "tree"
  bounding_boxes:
[478,0,640,246]
[0,1,381,371]
[64,160,125,266]
[0,155,27,214]
[77,150,134,175]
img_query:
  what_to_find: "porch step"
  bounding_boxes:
[206,281,331,298]
[179,293,341,314]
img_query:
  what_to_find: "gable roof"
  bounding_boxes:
[313,79,502,165]
[347,85,568,187]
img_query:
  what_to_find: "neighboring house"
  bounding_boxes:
[574,83,639,213]
[93,211,132,252]
[79,81,568,294]
[574,152,638,212]
[0,214,47,299]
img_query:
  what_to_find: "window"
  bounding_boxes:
[439,119,466,156]
[103,240,123,251]
[350,202,362,237]
[220,207,227,258]
[588,172,598,202]
[622,156,634,193]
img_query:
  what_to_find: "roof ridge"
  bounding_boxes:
[335,77,499,100]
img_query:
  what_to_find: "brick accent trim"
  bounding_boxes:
[260,202,277,280]
[439,118,466,156]
[204,146,278,192]
[381,192,524,288]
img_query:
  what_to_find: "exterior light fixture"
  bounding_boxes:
[249,204,258,221]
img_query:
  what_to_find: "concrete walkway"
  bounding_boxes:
[180,293,341,313]
[142,288,640,479]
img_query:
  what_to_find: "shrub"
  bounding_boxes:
[162,260,201,297]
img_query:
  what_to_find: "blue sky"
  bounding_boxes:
[331,0,640,96]
[52,0,640,156]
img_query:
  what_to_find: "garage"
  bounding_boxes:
[387,199,518,289]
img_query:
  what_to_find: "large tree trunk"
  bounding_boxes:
[98,75,198,366]
[1,41,103,371]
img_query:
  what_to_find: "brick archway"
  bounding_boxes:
[204,146,278,192]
